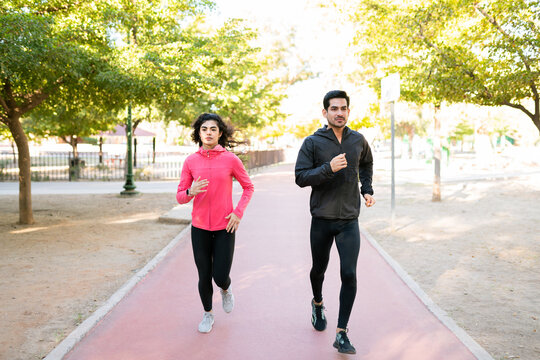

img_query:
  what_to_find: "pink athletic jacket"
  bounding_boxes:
[176,145,254,231]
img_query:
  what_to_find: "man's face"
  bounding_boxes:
[323,98,349,129]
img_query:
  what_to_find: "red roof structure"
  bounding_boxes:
[100,125,156,137]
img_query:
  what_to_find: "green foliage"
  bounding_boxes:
[0,9,110,124]
[347,0,540,134]
[449,119,474,142]
[347,101,394,139]
[348,116,373,130]
[0,122,10,140]
[94,2,292,131]
[261,120,289,139]
[160,18,291,129]
[1,0,291,138]
[24,94,118,146]
[292,119,322,139]
[0,0,294,224]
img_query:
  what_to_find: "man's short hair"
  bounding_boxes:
[323,90,350,110]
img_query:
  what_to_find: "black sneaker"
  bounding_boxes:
[333,330,356,354]
[311,299,327,331]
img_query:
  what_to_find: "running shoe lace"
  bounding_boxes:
[340,330,351,345]
[316,304,325,320]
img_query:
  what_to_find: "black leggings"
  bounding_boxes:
[191,226,235,312]
[310,217,360,329]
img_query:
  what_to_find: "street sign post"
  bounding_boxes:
[381,73,400,229]
[381,73,400,103]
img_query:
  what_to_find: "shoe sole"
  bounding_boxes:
[333,342,356,354]
[311,319,327,331]
[198,320,214,333]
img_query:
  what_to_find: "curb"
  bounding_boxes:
[158,203,192,224]
[360,225,494,360]
[44,225,191,360]
[44,170,264,359]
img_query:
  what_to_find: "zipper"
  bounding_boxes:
[338,143,343,218]
[207,150,211,227]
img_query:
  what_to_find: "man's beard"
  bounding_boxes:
[329,118,346,128]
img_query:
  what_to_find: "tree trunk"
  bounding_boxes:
[534,100,540,135]
[69,135,81,181]
[6,115,34,224]
[432,104,441,202]
[11,141,16,164]
[99,136,103,164]
[70,135,79,158]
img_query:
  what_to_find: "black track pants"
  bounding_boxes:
[310,217,360,329]
[191,226,235,312]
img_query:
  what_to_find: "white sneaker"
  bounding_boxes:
[198,312,214,333]
[220,285,234,313]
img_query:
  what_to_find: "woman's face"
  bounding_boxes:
[199,120,222,149]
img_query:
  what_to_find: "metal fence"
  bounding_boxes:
[240,149,286,170]
[0,149,285,182]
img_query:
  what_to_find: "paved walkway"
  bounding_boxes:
[45,163,492,360]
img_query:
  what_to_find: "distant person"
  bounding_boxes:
[177,113,254,333]
[295,90,375,354]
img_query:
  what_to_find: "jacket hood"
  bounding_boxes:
[197,144,226,157]
[313,125,350,140]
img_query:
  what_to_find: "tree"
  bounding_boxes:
[449,119,475,151]
[157,18,296,132]
[292,119,322,139]
[25,75,119,159]
[1,1,296,224]
[101,3,295,143]
[341,0,540,201]
[25,105,116,182]
[348,0,540,133]
[0,0,212,223]
[0,3,114,224]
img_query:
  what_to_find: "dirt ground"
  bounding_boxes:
[0,154,539,360]
[363,159,540,360]
[0,193,186,360]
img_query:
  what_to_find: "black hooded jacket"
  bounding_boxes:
[295,125,373,220]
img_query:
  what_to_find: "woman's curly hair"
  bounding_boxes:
[191,113,237,148]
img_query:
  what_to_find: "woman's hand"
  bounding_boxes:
[189,176,209,196]
[225,212,240,233]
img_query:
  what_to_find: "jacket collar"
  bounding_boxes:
[198,144,226,157]
[316,125,350,142]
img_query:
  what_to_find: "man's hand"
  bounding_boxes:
[363,194,376,207]
[225,212,240,233]
[330,153,347,172]
[189,176,209,196]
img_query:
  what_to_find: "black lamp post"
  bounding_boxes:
[121,104,139,196]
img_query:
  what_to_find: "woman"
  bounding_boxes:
[176,113,254,333]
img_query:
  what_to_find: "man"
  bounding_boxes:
[295,90,375,354]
